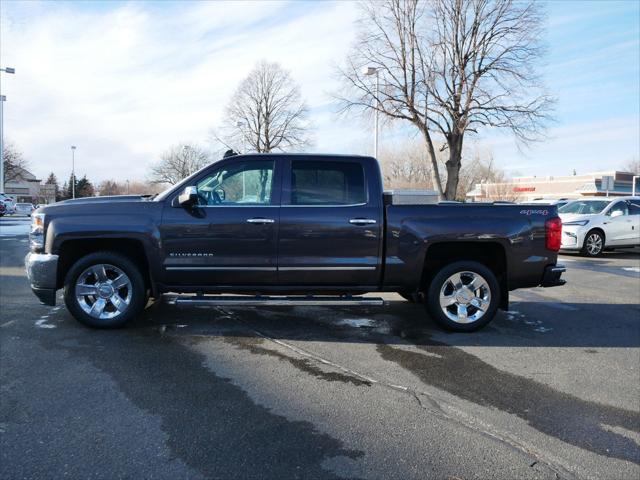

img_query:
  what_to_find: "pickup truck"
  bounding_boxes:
[25,153,566,332]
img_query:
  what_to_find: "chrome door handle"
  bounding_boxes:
[349,218,377,225]
[246,218,275,224]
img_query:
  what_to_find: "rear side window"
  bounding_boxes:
[290,161,366,205]
[628,201,640,215]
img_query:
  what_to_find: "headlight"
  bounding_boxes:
[563,220,589,226]
[30,213,46,251]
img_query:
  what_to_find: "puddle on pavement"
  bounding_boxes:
[222,335,372,387]
[377,334,640,464]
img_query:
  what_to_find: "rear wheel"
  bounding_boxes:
[426,261,500,332]
[581,230,604,257]
[63,251,146,328]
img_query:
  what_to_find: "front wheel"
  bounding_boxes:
[581,230,604,257]
[426,261,500,332]
[63,251,146,328]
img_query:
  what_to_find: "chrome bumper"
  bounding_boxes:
[25,253,59,306]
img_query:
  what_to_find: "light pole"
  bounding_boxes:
[71,146,76,198]
[363,66,380,158]
[0,66,16,194]
[236,121,246,198]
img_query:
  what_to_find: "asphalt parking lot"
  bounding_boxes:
[1,216,639,480]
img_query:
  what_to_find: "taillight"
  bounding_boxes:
[545,217,562,251]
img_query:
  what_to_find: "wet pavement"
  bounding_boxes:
[1,218,639,479]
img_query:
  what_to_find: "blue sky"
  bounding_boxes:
[0,0,638,183]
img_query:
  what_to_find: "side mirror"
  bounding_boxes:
[610,209,623,218]
[178,186,198,207]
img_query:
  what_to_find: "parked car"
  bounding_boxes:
[25,153,565,331]
[14,203,35,217]
[559,197,640,256]
[0,193,16,214]
[0,202,6,216]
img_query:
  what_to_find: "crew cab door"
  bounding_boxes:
[277,157,383,287]
[604,200,635,245]
[160,158,280,286]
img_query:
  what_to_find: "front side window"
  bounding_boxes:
[607,201,628,217]
[196,160,274,206]
[290,161,366,205]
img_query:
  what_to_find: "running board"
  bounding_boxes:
[164,294,385,307]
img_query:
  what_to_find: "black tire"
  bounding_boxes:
[426,260,500,332]
[580,230,605,257]
[63,251,146,328]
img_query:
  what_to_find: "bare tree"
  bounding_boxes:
[97,180,124,196]
[214,60,311,153]
[378,139,445,189]
[2,141,30,182]
[336,0,554,199]
[149,144,210,185]
[623,157,639,174]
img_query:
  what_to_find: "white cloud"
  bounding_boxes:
[1,1,361,183]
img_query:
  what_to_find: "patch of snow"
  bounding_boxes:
[335,318,376,328]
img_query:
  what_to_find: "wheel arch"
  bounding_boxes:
[420,241,508,310]
[56,238,154,294]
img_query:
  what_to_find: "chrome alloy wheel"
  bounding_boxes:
[439,271,491,324]
[75,264,132,320]
[586,233,603,255]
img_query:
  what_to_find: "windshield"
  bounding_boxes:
[558,200,609,215]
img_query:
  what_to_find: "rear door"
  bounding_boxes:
[277,157,382,287]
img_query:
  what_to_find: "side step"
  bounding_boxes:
[164,294,385,307]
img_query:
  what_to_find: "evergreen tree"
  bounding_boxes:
[75,175,94,198]
[45,172,62,201]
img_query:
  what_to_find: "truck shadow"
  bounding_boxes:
[131,298,640,349]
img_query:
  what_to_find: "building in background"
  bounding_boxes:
[466,171,638,202]
[3,167,56,204]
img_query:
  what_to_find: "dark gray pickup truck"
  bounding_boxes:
[25,153,565,331]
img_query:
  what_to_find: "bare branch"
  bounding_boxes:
[213,60,312,153]
[335,0,554,199]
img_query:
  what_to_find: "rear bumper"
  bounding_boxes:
[25,253,59,306]
[541,264,566,287]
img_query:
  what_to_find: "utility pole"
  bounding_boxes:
[71,146,76,198]
[0,66,16,194]
[363,67,379,158]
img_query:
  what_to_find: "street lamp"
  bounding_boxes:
[235,121,247,198]
[0,66,16,194]
[363,66,380,158]
[71,146,76,199]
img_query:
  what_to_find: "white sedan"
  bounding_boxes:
[14,203,35,217]
[559,197,640,256]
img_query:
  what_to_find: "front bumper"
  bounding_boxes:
[25,253,59,306]
[541,264,566,287]
[560,226,586,251]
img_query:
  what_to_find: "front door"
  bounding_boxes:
[277,157,382,287]
[160,158,280,287]
[605,200,632,245]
